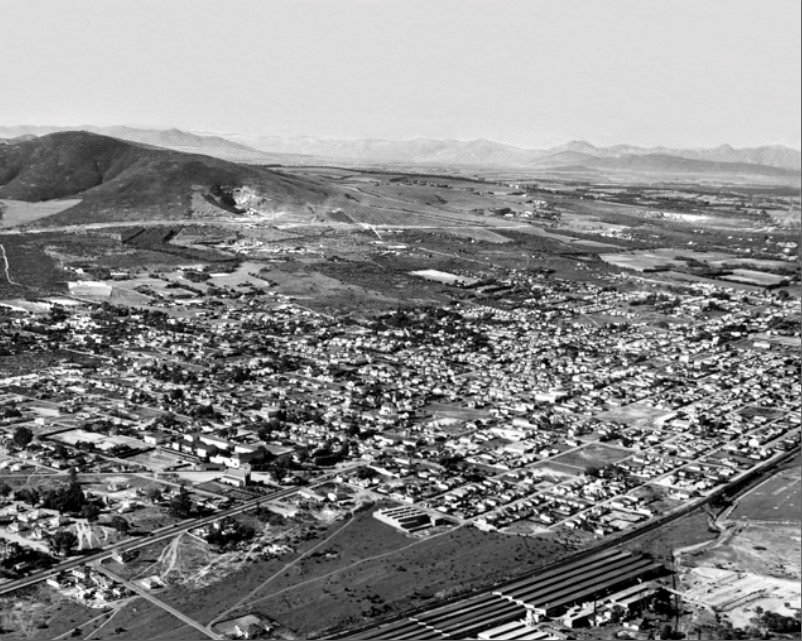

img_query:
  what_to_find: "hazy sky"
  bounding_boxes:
[3,0,800,148]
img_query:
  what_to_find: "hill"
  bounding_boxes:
[0,125,314,164]
[0,131,334,226]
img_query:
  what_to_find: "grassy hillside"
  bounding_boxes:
[0,131,334,225]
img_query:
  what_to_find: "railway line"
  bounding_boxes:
[0,485,299,597]
[348,548,666,640]
[339,445,800,640]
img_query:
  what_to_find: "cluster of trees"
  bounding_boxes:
[585,462,624,480]
[0,405,22,420]
[204,518,255,549]
[253,506,287,526]
[49,530,78,556]
[42,471,99,519]
[167,486,194,519]
[758,609,801,633]
[12,426,33,448]
[311,441,349,467]
[13,469,100,520]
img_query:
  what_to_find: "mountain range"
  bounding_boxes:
[1,125,799,174]
[228,134,802,172]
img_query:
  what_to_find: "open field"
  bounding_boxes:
[730,458,802,523]
[625,507,717,560]
[216,508,412,604]
[87,599,197,641]
[687,522,801,580]
[596,402,676,428]
[0,235,68,296]
[0,199,81,228]
[548,443,632,471]
[259,265,395,307]
[237,527,572,637]
[0,584,100,641]
[104,517,350,629]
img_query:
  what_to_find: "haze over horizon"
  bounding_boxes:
[3,0,800,150]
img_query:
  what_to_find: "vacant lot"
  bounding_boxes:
[241,527,572,637]
[730,461,801,523]
[627,507,716,560]
[121,518,346,627]
[690,522,801,580]
[89,599,196,641]
[228,508,411,603]
[596,402,675,428]
[0,584,99,641]
[548,443,631,471]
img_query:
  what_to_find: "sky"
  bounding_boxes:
[2,0,800,149]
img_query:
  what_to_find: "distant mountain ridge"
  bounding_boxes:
[229,134,801,172]
[1,125,799,186]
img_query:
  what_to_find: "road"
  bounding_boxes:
[0,485,299,597]
[0,242,21,286]
[6,216,535,236]
[94,564,222,640]
[209,513,357,628]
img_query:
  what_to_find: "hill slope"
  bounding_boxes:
[0,125,297,163]
[0,132,333,226]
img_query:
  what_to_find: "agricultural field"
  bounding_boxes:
[0,234,68,297]
[0,199,80,229]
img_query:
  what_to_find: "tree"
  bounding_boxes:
[107,516,129,533]
[169,486,193,518]
[80,503,100,522]
[12,426,33,448]
[761,610,801,633]
[14,486,40,505]
[146,487,163,503]
[50,530,78,556]
[585,465,601,478]
[40,469,88,514]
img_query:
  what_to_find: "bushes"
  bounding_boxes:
[761,610,801,633]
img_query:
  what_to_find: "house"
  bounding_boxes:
[219,465,250,488]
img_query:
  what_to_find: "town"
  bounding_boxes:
[0,245,798,638]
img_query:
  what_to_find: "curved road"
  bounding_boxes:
[0,243,21,286]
